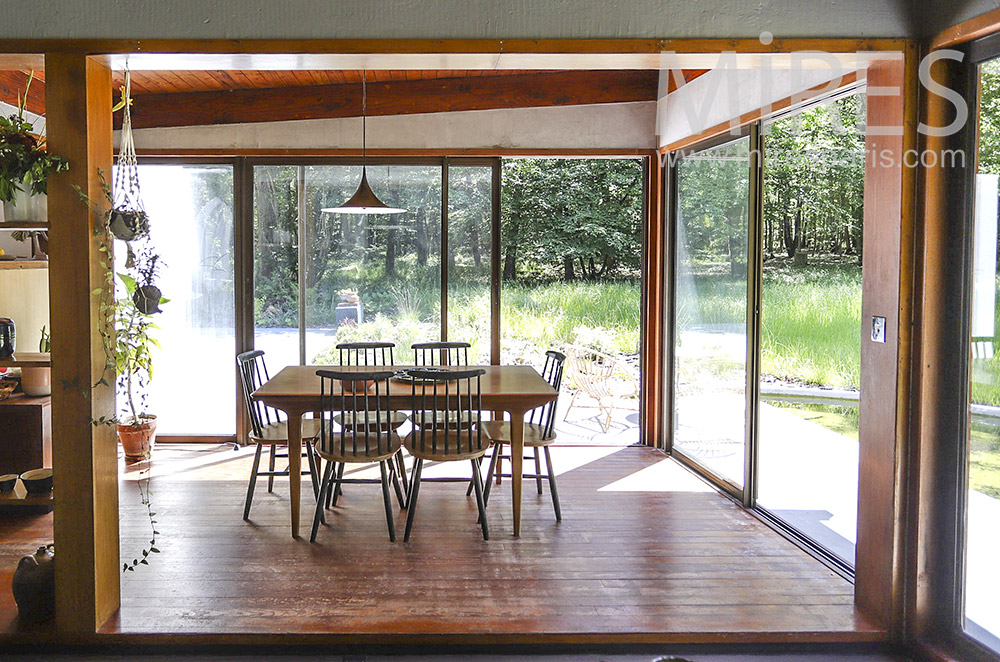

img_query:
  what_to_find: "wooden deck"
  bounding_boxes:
[0,443,884,645]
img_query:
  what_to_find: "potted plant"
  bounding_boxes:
[114,265,165,462]
[0,72,68,214]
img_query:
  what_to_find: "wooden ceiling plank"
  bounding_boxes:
[0,70,46,116]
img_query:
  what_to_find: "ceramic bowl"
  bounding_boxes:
[19,468,52,494]
[342,379,375,393]
[0,473,17,493]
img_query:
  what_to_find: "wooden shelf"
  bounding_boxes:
[0,352,50,368]
[0,222,47,231]
[0,259,47,270]
[0,480,53,510]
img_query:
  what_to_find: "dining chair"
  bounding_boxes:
[337,341,395,367]
[311,369,407,542]
[333,340,408,503]
[479,350,566,521]
[236,350,321,520]
[412,341,471,367]
[402,367,491,541]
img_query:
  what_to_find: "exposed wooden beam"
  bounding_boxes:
[122,70,670,129]
[0,70,45,116]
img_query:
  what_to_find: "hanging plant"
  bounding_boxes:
[0,72,69,203]
[108,70,150,242]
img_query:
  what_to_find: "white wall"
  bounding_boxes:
[130,101,657,150]
[0,0,910,39]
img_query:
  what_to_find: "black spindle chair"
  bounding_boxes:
[412,341,471,367]
[479,350,566,521]
[311,369,406,542]
[332,341,408,503]
[402,368,491,541]
[337,341,395,367]
[237,350,321,520]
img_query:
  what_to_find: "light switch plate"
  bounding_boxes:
[872,316,886,343]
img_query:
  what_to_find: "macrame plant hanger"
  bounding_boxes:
[108,66,150,244]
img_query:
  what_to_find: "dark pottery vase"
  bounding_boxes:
[0,318,13,360]
[133,284,162,315]
[12,544,55,623]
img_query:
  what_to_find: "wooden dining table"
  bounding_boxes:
[252,364,558,538]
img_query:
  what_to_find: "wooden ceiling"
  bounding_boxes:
[0,68,703,129]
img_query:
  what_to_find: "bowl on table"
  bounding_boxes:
[0,474,17,493]
[19,468,52,494]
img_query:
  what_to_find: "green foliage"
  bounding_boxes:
[501,158,643,281]
[0,73,69,202]
[115,271,164,423]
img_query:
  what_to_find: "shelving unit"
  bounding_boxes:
[0,221,47,231]
[0,478,53,512]
[0,352,51,368]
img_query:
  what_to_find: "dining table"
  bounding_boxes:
[252,364,558,538]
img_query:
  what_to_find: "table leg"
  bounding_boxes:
[287,411,303,538]
[509,409,525,536]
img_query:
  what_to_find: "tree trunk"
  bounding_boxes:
[385,228,397,277]
[503,245,517,280]
[563,256,575,281]
[470,224,482,268]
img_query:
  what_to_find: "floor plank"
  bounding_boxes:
[0,443,884,644]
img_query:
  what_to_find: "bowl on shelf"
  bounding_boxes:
[19,468,52,494]
[0,474,17,493]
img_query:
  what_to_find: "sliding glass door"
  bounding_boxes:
[672,135,752,493]
[668,87,867,567]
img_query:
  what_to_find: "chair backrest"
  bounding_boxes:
[530,350,567,439]
[237,349,281,439]
[316,368,397,458]
[337,341,395,367]
[412,341,470,367]
[407,367,487,457]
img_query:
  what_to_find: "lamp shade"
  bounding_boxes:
[321,169,406,215]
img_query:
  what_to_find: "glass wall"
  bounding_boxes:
[499,158,644,444]
[136,164,236,434]
[672,137,751,489]
[964,54,1000,654]
[253,163,442,366]
[756,92,866,567]
[447,165,493,364]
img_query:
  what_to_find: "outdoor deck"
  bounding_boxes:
[0,441,883,645]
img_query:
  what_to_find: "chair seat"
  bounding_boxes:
[334,410,409,430]
[317,431,402,463]
[480,421,556,447]
[402,429,491,461]
[412,409,477,429]
[249,419,322,445]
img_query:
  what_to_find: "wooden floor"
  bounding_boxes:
[0,443,884,645]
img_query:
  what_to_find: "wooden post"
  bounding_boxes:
[641,152,665,448]
[44,53,119,632]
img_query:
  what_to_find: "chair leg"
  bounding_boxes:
[533,447,543,495]
[267,444,277,492]
[243,443,263,520]
[403,458,423,542]
[466,453,485,496]
[389,459,406,509]
[394,449,409,495]
[311,460,336,541]
[325,462,337,508]
[470,458,490,540]
[564,389,580,421]
[482,442,502,507]
[331,461,345,507]
[305,440,320,499]
[544,446,562,522]
[317,459,335,525]
[378,460,397,542]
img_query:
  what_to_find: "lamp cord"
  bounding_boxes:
[362,70,367,169]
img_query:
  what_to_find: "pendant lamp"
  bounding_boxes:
[322,71,405,215]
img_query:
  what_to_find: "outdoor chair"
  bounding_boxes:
[562,344,639,432]
[311,369,407,542]
[236,350,321,520]
[401,367,491,541]
[479,350,566,521]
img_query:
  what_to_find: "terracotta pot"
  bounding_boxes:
[117,415,157,462]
